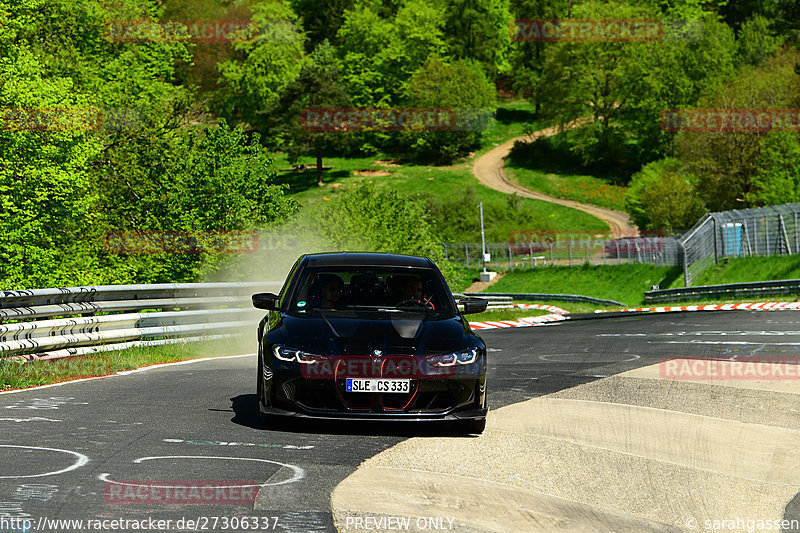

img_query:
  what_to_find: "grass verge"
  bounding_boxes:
[484,264,682,307]
[690,255,800,286]
[505,166,627,211]
[0,337,252,391]
[467,307,550,323]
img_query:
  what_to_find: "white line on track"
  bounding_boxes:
[0,445,90,479]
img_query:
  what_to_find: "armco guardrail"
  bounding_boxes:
[465,292,626,307]
[644,279,800,303]
[0,282,281,361]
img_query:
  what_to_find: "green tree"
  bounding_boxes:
[214,1,306,125]
[678,49,800,210]
[264,40,353,186]
[536,1,736,172]
[746,132,800,206]
[736,15,785,67]
[443,0,514,79]
[0,46,102,288]
[290,0,355,50]
[625,158,706,232]
[336,0,448,106]
[508,0,569,116]
[405,57,496,162]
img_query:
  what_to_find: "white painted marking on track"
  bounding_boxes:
[99,456,304,487]
[0,445,89,479]
[655,341,800,346]
[538,354,641,363]
[599,331,800,337]
[5,397,87,410]
[0,417,61,423]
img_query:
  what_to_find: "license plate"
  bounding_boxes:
[345,378,410,393]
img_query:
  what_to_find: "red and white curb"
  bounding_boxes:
[512,303,569,315]
[594,302,800,314]
[469,314,567,330]
[469,301,800,331]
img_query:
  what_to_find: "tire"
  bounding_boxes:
[256,350,270,428]
[460,418,486,434]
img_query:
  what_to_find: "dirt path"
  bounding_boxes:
[472,122,637,236]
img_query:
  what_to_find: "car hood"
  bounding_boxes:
[274,313,471,356]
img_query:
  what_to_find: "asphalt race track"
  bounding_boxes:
[1,311,799,532]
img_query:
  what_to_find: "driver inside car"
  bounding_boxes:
[309,274,346,309]
[389,275,433,308]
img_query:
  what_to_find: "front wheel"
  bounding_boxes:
[256,350,270,428]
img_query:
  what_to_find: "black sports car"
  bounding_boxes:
[252,252,489,433]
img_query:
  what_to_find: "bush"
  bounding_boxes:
[399,57,496,164]
[625,158,706,233]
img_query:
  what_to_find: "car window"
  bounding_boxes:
[289,266,456,316]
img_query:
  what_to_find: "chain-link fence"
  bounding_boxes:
[442,237,682,269]
[680,203,800,286]
[444,203,800,285]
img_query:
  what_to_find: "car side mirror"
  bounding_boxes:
[252,292,280,311]
[459,297,488,315]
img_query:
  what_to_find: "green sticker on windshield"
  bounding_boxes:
[297,301,306,307]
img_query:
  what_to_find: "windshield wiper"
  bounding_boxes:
[344,305,403,313]
[311,308,342,337]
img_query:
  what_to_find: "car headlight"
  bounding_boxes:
[455,347,479,364]
[273,346,318,364]
[428,347,480,367]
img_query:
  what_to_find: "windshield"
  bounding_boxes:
[287,266,456,316]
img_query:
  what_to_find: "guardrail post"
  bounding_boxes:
[743,220,752,256]
[792,207,800,254]
[712,216,718,264]
[549,242,554,266]
[602,239,606,265]
[765,216,770,255]
[779,215,792,255]
[528,242,534,268]
[679,240,690,287]
[507,243,513,269]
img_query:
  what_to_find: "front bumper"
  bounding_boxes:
[260,403,488,423]
[261,354,487,420]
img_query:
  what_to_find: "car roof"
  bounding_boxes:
[300,252,435,269]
